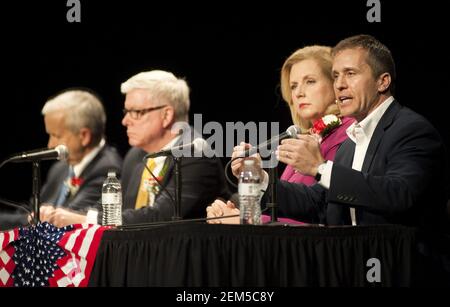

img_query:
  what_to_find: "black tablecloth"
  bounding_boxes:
[88,223,450,286]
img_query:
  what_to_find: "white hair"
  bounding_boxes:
[41,90,106,146]
[121,70,190,122]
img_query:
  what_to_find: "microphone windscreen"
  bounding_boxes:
[55,144,69,161]
[192,138,208,153]
[286,125,301,138]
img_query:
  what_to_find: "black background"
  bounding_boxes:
[1,0,449,203]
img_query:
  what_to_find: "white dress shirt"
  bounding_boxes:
[319,96,395,225]
[72,139,106,178]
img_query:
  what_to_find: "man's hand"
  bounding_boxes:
[231,142,264,179]
[206,199,240,224]
[277,134,324,176]
[39,204,56,223]
[47,208,87,228]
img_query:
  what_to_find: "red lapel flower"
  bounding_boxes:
[311,115,342,139]
[64,176,84,197]
[70,177,84,187]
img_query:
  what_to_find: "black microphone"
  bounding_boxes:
[238,125,301,158]
[144,138,208,159]
[9,144,69,162]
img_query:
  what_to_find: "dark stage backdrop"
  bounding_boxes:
[0,1,449,205]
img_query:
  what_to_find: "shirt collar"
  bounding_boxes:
[152,135,182,163]
[72,139,106,178]
[346,96,394,144]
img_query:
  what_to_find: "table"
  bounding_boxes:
[88,223,449,286]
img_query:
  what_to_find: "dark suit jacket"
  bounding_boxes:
[272,101,448,231]
[115,142,230,225]
[41,145,122,212]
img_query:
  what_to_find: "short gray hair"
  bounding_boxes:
[41,90,106,146]
[121,70,190,122]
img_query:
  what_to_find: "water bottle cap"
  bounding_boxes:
[107,170,116,176]
[243,159,255,166]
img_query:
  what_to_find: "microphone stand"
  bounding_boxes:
[31,161,41,224]
[172,156,182,221]
[266,166,281,225]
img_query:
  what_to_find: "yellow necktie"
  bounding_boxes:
[135,158,156,209]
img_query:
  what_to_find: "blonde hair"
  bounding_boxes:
[280,45,339,132]
[121,70,190,122]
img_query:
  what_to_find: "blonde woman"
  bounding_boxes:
[207,45,354,224]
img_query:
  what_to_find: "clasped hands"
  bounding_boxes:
[37,204,86,228]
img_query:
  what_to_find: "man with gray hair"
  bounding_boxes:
[48,71,229,227]
[38,89,122,224]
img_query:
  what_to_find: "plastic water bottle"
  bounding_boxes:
[101,170,122,226]
[238,159,261,225]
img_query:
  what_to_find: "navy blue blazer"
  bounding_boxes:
[41,145,122,212]
[272,101,448,231]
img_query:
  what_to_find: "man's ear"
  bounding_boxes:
[162,106,175,129]
[377,73,391,93]
[79,128,92,147]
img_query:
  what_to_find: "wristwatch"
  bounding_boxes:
[314,161,328,181]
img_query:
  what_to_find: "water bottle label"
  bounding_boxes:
[102,193,121,204]
[238,183,259,196]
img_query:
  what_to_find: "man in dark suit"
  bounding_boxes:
[272,34,448,230]
[216,35,448,232]
[40,145,122,213]
[119,134,229,224]
[0,89,122,230]
[39,89,122,224]
[49,70,229,226]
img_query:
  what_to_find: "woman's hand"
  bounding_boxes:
[206,199,240,224]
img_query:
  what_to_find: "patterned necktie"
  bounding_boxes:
[135,158,157,209]
[55,166,75,207]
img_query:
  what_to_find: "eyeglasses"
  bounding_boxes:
[122,105,167,120]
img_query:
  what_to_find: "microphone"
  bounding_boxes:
[238,125,301,158]
[9,145,69,162]
[144,138,208,159]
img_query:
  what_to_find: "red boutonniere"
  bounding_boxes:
[71,177,84,187]
[65,176,84,196]
[310,115,342,140]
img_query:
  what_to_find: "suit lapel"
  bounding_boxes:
[361,101,400,173]
[334,139,355,167]
[327,139,355,225]
[159,135,185,189]
[159,158,174,188]
[78,146,105,179]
